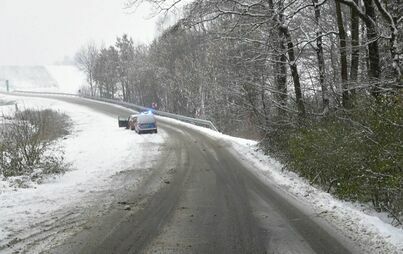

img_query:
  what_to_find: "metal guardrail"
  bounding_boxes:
[11,91,219,131]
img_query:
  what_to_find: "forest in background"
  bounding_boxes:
[75,0,402,224]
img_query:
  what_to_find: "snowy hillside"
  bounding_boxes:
[0,65,87,94]
[45,65,87,94]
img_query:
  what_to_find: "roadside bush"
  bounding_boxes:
[264,95,402,225]
[0,108,71,183]
[15,109,70,141]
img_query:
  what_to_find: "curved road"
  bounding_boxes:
[26,96,360,254]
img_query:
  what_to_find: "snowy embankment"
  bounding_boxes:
[0,95,165,248]
[158,116,403,254]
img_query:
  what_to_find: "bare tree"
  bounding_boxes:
[116,34,135,101]
[74,42,98,96]
[336,0,402,93]
[115,0,402,221]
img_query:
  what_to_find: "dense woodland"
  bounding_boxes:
[75,0,402,224]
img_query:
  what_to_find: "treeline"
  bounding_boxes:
[76,0,402,223]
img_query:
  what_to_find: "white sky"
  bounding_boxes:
[0,0,160,65]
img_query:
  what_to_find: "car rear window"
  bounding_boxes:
[137,114,156,124]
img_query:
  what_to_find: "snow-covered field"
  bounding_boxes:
[0,65,86,94]
[158,116,403,254]
[0,95,165,250]
[45,65,87,93]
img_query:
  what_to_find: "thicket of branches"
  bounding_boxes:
[0,109,71,186]
[76,0,402,223]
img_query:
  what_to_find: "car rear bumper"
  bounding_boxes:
[139,127,157,131]
[137,126,157,133]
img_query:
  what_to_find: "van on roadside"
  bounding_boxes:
[134,112,157,134]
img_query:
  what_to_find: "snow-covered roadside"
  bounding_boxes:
[1,94,401,253]
[0,95,165,248]
[157,116,403,254]
[230,140,403,254]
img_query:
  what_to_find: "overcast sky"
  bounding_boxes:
[0,0,160,65]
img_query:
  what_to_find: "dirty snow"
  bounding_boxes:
[0,94,165,249]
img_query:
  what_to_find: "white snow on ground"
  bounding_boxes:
[45,65,87,94]
[157,115,403,254]
[0,95,165,246]
[0,65,87,94]
[0,94,402,253]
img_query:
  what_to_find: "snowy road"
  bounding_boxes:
[30,96,359,254]
[1,94,402,254]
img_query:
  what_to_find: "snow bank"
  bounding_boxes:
[157,115,403,254]
[0,95,165,245]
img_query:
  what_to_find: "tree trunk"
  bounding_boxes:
[335,0,350,108]
[268,0,305,116]
[199,82,206,118]
[313,0,329,113]
[275,33,288,116]
[261,73,270,129]
[350,0,360,96]
[99,84,103,98]
[282,27,305,116]
[330,33,339,86]
[89,71,94,96]
[373,0,402,87]
[363,0,381,98]
[121,80,127,101]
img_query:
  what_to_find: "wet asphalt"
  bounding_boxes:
[11,95,361,254]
